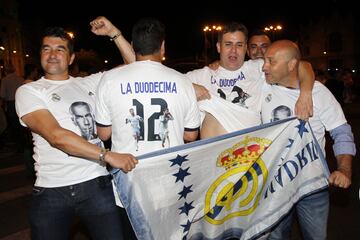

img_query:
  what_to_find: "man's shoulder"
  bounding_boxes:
[243,59,264,70]
[186,66,212,75]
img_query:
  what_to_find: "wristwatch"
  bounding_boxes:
[99,148,109,162]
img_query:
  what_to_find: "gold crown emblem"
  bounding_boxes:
[217,136,272,171]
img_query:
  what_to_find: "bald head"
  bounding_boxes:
[268,40,301,61]
[262,40,301,87]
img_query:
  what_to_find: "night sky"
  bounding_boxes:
[16,0,354,67]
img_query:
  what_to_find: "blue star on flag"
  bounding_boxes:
[169,154,189,167]
[181,219,192,233]
[179,201,194,216]
[296,120,309,138]
[178,185,193,200]
[173,167,191,183]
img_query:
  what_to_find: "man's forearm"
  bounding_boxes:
[336,154,352,178]
[298,61,315,93]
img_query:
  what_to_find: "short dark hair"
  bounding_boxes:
[218,22,248,42]
[132,18,165,56]
[249,29,271,41]
[41,27,74,55]
[69,101,91,114]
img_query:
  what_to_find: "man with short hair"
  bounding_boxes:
[186,21,314,138]
[247,29,271,60]
[261,40,355,240]
[96,17,200,155]
[15,17,138,240]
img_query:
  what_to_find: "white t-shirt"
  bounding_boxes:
[261,81,347,152]
[96,60,200,155]
[186,59,265,114]
[15,73,108,187]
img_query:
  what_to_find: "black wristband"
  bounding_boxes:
[110,32,121,41]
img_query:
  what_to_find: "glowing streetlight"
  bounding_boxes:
[67,32,75,39]
[264,25,282,40]
[203,25,222,65]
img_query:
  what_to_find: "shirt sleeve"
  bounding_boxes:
[15,84,48,127]
[183,76,201,131]
[95,75,112,126]
[185,67,209,85]
[316,84,347,131]
[330,123,356,156]
[84,72,104,90]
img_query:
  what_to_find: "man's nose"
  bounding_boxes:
[84,117,90,125]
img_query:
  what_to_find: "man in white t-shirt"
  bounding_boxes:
[246,29,272,60]
[261,40,355,240]
[186,22,315,139]
[96,18,200,156]
[15,17,138,240]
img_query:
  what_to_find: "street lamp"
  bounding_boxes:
[264,25,282,40]
[67,32,75,39]
[203,25,222,65]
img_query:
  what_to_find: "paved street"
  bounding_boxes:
[0,100,359,240]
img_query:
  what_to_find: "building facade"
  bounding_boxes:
[298,12,359,73]
[0,0,24,77]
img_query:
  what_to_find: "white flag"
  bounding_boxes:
[112,118,329,240]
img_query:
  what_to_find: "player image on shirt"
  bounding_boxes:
[69,101,97,140]
[270,105,293,122]
[158,108,174,148]
[230,86,251,107]
[126,108,143,151]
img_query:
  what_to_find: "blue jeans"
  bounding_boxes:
[29,175,124,240]
[269,189,329,240]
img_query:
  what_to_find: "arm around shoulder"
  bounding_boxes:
[296,61,315,120]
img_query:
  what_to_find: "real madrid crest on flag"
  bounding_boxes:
[204,136,272,224]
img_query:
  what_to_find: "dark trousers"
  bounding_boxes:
[29,175,124,240]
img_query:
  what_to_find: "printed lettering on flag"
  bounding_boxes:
[112,118,329,240]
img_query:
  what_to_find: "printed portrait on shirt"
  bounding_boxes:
[69,101,97,140]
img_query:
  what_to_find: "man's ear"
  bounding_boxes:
[160,40,165,58]
[71,116,77,125]
[288,58,298,72]
[69,53,75,66]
